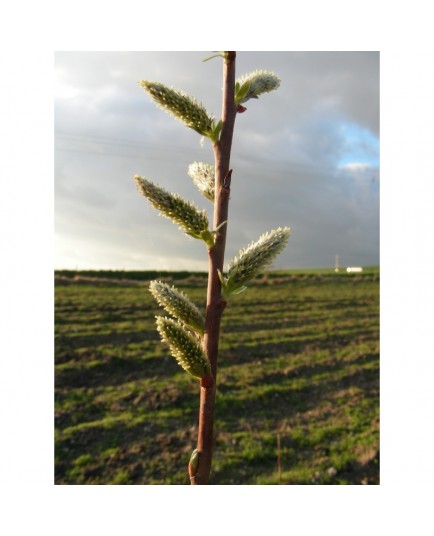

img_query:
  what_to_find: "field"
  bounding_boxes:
[55,269,379,485]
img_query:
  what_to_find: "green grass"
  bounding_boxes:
[55,270,379,485]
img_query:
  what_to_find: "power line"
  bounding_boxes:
[55,146,174,161]
[55,131,191,155]
[55,131,380,178]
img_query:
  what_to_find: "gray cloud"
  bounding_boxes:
[55,51,379,270]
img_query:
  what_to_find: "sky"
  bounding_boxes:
[54,51,379,271]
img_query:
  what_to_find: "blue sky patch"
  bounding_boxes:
[338,122,379,168]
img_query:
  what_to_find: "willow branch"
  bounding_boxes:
[189,51,237,485]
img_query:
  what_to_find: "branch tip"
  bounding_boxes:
[224,51,236,63]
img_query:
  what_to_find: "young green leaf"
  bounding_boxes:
[202,52,225,62]
[188,449,200,477]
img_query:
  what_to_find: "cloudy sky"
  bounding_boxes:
[55,51,379,271]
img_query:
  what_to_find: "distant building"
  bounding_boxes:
[346,266,363,273]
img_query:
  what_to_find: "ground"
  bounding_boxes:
[55,269,379,484]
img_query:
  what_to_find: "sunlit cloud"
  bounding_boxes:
[339,162,372,172]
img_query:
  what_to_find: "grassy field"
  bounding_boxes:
[55,269,379,485]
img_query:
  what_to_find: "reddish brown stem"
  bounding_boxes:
[190,52,237,485]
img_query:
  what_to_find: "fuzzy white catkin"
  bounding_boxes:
[187,162,215,202]
[139,81,215,139]
[223,227,290,297]
[134,175,210,241]
[235,70,281,105]
[155,316,210,379]
[150,280,205,335]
